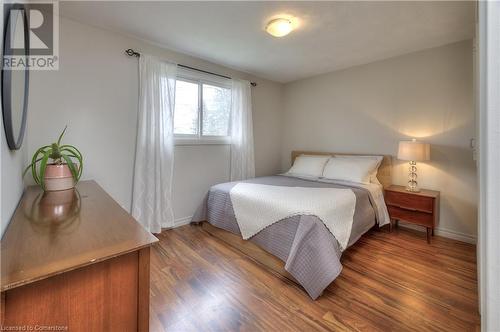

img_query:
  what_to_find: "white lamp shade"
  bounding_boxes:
[398,140,430,161]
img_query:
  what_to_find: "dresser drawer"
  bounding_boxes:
[387,205,434,227]
[385,190,434,213]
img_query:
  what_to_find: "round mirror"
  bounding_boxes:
[2,5,30,150]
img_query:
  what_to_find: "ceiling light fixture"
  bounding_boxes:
[266,18,294,37]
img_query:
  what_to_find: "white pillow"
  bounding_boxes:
[322,156,381,184]
[334,155,383,184]
[287,155,331,178]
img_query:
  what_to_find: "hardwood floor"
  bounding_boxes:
[150,225,480,331]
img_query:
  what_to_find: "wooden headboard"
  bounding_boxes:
[291,150,393,188]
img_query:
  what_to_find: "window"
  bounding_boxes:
[202,84,231,136]
[174,73,231,143]
[174,80,199,135]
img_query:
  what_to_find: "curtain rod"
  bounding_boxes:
[125,49,257,87]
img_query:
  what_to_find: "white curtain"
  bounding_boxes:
[230,79,255,181]
[132,55,177,233]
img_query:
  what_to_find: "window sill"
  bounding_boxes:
[174,137,231,146]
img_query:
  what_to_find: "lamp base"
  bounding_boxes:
[406,186,421,193]
[407,161,420,192]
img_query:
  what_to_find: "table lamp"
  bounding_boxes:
[397,139,430,192]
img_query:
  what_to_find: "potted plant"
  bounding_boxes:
[23,126,83,191]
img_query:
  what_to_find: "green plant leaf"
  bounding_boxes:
[60,145,82,159]
[49,143,61,161]
[39,150,51,190]
[60,145,83,179]
[57,125,68,146]
[23,164,32,178]
[30,146,50,184]
[60,152,78,158]
[77,161,83,180]
[61,154,78,182]
[23,157,44,178]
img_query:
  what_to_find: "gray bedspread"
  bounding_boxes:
[191,175,377,299]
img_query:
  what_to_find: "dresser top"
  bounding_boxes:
[1,180,158,292]
[385,184,440,198]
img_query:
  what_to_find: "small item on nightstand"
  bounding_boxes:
[384,185,439,243]
[397,139,430,192]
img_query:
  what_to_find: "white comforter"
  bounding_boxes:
[229,183,357,250]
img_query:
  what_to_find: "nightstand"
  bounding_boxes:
[384,185,440,243]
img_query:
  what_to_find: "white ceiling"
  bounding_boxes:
[60,1,475,83]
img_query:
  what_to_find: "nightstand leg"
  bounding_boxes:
[426,228,431,244]
[432,228,434,236]
[395,220,399,228]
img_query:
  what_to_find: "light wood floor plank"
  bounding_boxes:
[150,225,480,331]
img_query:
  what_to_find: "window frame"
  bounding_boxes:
[174,69,232,145]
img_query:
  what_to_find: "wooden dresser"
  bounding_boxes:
[385,185,440,243]
[0,181,158,331]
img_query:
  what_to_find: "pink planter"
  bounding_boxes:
[44,164,76,191]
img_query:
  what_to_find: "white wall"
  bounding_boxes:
[1,119,27,237]
[26,17,284,222]
[172,144,230,223]
[282,40,477,242]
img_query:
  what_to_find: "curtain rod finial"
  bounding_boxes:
[125,49,140,57]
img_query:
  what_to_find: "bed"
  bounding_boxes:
[192,151,392,299]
